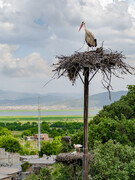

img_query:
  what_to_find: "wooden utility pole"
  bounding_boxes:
[83,67,89,180]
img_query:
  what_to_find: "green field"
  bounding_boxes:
[0,115,94,123]
[0,109,99,112]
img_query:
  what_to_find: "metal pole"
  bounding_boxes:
[83,67,89,180]
[38,96,41,151]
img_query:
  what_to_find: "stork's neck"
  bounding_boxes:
[84,23,87,31]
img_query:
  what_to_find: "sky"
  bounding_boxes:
[0,0,135,95]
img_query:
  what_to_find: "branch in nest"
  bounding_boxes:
[53,46,135,99]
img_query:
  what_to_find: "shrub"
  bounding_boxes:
[88,116,135,147]
[0,135,22,153]
[89,140,135,179]
[21,162,32,172]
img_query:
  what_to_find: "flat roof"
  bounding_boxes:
[0,167,21,175]
[0,173,11,180]
[22,155,56,165]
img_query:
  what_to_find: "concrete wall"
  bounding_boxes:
[0,148,20,166]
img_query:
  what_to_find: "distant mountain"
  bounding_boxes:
[56,91,127,108]
[0,89,127,108]
[0,89,39,100]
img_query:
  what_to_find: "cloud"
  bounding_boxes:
[0,0,134,94]
[0,44,52,77]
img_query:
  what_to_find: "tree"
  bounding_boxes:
[39,137,62,157]
[24,167,51,180]
[121,85,135,117]
[41,122,50,133]
[71,127,83,146]
[0,135,22,153]
[21,162,32,172]
[21,130,32,137]
[88,116,135,147]
[93,85,135,124]
[89,140,135,180]
[0,128,11,136]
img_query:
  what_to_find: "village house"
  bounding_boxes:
[25,134,50,141]
[0,174,11,180]
[0,149,22,180]
[0,167,21,180]
[0,148,20,166]
[20,155,56,173]
[34,134,49,141]
[24,136,34,141]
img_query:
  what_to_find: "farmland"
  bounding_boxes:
[0,115,94,123]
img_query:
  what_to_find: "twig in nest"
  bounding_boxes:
[53,46,135,99]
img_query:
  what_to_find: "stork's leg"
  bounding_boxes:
[87,46,89,52]
[92,46,93,51]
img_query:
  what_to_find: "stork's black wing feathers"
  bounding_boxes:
[94,39,97,47]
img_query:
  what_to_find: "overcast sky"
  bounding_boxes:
[0,0,135,95]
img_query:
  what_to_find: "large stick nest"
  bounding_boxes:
[53,47,135,98]
[56,152,93,166]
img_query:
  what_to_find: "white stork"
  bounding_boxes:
[79,21,97,51]
[73,144,82,153]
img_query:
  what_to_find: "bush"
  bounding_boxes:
[21,130,32,137]
[0,128,11,136]
[93,85,135,124]
[24,167,51,180]
[39,137,62,157]
[21,161,32,172]
[89,140,135,180]
[88,116,135,147]
[0,135,22,153]
[71,127,83,146]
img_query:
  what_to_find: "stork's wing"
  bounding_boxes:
[85,29,97,47]
[85,29,96,39]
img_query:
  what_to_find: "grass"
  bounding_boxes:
[11,131,23,138]
[0,115,94,123]
[0,109,100,112]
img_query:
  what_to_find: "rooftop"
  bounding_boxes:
[20,155,56,165]
[0,173,11,180]
[0,167,21,175]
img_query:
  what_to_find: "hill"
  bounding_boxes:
[0,89,127,108]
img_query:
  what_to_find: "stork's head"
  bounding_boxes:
[79,21,86,31]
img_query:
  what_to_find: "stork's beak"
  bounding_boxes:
[79,23,83,31]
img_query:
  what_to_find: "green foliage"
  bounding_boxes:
[29,127,38,135]
[93,101,133,124]
[39,137,62,157]
[30,150,37,155]
[24,174,38,180]
[0,128,11,136]
[50,121,83,134]
[54,163,82,180]
[21,161,32,172]
[71,127,83,146]
[39,167,52,180]
[121,85,135,117]
[88,116,135,147]
[0,135,22,153]
[24,167,51,180]
[21,148,31,155]
[0,121,38,131]
[0,121,83,138]
[60,141,72,153]
[93,85,135,123]
[24,141,31,148]
[20,146,37,156]
[41,122,50,133]
[21,130,32,137]
[89,140,135,180]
